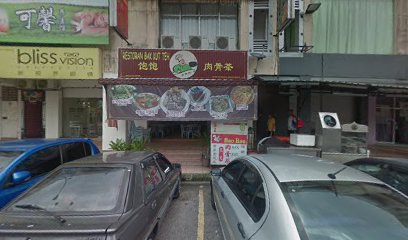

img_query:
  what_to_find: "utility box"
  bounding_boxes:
[316,112,342,152]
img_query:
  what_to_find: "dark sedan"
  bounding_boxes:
[0,151,181,240]
[345,157,408,195]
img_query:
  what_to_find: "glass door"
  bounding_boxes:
[376,97,408,144]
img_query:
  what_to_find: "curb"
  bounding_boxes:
[181,173,211,182]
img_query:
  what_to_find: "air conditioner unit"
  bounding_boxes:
[160,35,181,49]
[216,36,236,50]
[189,36,209,50]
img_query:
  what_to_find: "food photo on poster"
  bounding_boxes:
[105,84,257,121]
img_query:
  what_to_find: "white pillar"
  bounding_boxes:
[45,90,62,138]
[102,88,127,150]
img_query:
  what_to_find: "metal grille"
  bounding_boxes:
[2,86,18,101]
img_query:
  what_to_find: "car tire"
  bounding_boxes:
[210,180,216,210]
[173,176,181,199]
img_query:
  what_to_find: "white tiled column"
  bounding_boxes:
[45,90,62,138]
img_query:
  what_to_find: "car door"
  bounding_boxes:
[0,146,62,206]
[142,159,164,228]
[155,154,178,199]
[213,159,267,240]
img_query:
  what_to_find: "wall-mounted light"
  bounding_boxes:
[305,3,321,14]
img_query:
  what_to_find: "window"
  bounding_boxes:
[235,166,265,221]
[222,161,266,222]
[160,1,238,49]
[62,142,88,163]
[284,181,408,240]
[15,146,61,178]
[249,0,273,55]
[313,0,393,54]
[156,156,173,177]
[143,162,163,196]
[222,161,245,183]
[10,167,129,213]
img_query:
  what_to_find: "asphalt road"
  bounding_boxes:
[156,182,223,240]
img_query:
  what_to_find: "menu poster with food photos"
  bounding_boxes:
[210,122,248,166]
[106,85,257,121]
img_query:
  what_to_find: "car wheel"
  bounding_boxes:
[173,176,181,199]
[210,180,216,210]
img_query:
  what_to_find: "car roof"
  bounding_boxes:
[63,151,155,166]
[346,157,408,169]
[250,154,384,184]
[0,138,92,152]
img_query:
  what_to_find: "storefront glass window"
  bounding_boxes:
[376,97,408,144]
[63,98,102,138]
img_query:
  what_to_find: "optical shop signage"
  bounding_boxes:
[0,46,102,79]
[106,85,257,120]
[0,0,109,44]
[119,49,247,80]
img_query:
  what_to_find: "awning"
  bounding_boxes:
[256,75,408,90]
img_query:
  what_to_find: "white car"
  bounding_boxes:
[211,154,408,240]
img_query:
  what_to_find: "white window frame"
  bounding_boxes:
[160,2,238,49]
[249,0,274,56]
[279,0,305,54]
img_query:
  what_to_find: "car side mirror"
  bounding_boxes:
[172,163,181,170]
[12,171,31,185]
[211,168,222,177]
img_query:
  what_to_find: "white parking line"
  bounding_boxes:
[197,187,205,240]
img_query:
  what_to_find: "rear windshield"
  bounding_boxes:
[283,181,408,240]
[0,151,23,171]
[9,167,129,213]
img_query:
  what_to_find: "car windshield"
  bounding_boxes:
[0,151,23,171]
[283,181,408,240]
[9,167,129,213]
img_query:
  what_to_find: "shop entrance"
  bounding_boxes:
[148,121,209,139]
[376,96,408,144]
[24,101,43,138]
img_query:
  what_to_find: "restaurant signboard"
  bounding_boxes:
[210,122,248,165]
[118,49,247,80]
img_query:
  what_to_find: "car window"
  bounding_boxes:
[156,156,173,176]
[62,143,87,163]
[15,146,61,179]
[84,143,92,156]
[8,167,129,213]
[235,166,265,222]
[0,151,22,171]
[143,162,163,196]
[387,167,408,195]
[283,181,408,240]
[222,160,245,183]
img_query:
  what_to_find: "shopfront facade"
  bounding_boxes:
[100,48,257,165]
[258,53,408,146]
[0,0,109,140]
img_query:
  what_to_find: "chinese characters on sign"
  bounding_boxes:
[16,6,58,32]
[211,122,248,165]
[119,49,247,80]
[0,0,109,44]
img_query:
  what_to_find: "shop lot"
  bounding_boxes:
[156,182,223,240]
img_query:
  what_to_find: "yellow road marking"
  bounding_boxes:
[197,188,205,240]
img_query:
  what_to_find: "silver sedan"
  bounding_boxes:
[210,154,408,240]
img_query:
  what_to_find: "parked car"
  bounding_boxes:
[0,138,100,208]
[345,157,408,195]
[210,154,408,240]
[0,151,181,240]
